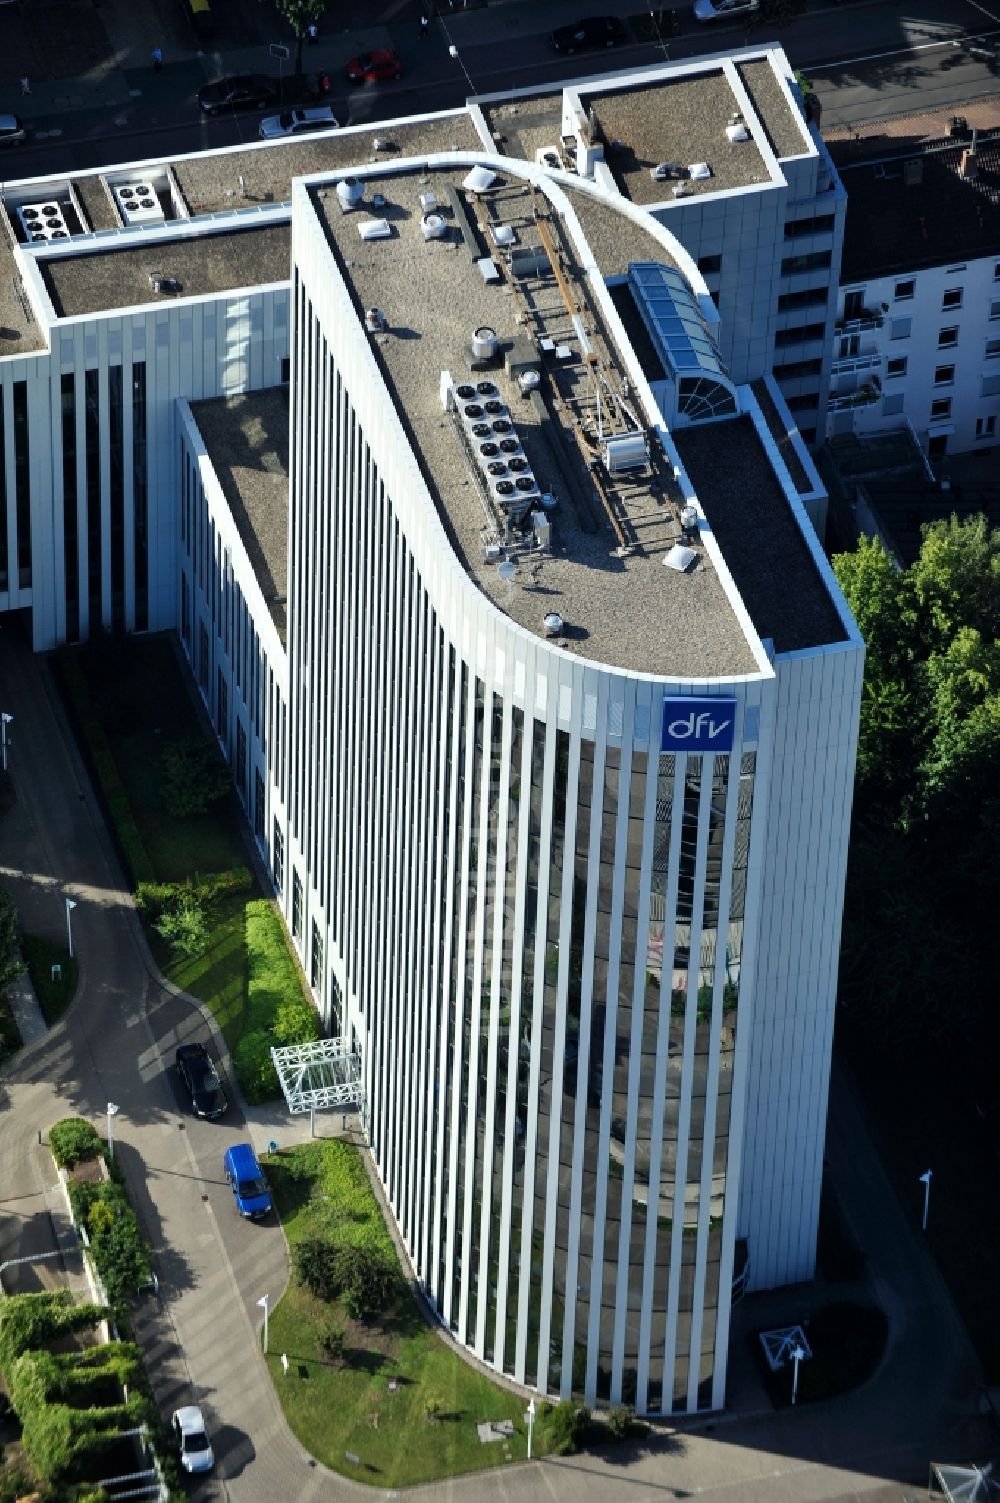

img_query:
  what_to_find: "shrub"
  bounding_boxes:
[0,994,21,1066]
[160,737,231,818]
[0,887,24,993]
[338,1244,404,1322]
[318,1323,346,1364]
[607,1405,630,1441]
[49,1117,103,1169]
[294,1236,341,1302]
[539,1399,592,1456]
[233,1028,279,1103]
[154,888,208,958]
[274,994,321,1046]
[67,1182,151,1319]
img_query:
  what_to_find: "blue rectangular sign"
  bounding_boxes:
[661,697,737,753]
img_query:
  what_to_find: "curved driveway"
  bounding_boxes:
[0,626,995,1503]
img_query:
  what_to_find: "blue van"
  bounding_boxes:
[223,1143,271,1219]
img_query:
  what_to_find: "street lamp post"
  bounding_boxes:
[1,713,11,773]
[790,1344,806,1406]
[257,1293,270,1354]
[526,1396,536,1458]
[65,898,77,959]
[106,1102,119,1161]
[919,1169,932,1231]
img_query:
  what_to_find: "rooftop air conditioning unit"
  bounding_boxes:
[18,201,71,242]
[115,182,165,226]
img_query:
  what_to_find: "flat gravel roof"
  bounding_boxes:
[674,419,846,653]
[190,387,290,643]
[312,162,759,680]
[584,73,771,206]
[736,59,808,161]
[41,224,291,316]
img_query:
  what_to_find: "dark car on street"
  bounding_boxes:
[550,15,627,53]
[176,1042,227,1119]
[197,75,279,116]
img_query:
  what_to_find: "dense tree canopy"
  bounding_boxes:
[272,0,326,74]
[833,516,1000,1046]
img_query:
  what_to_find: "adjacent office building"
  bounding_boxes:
[0,45,862,1414]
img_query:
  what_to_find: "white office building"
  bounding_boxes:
[0,45,862,1416]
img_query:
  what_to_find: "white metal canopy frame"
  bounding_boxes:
[270,1038,364,1114]
[930,1462,1000,1503]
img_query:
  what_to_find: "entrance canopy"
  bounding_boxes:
[931,1462,1000,1503]
[271,1038,364,1114]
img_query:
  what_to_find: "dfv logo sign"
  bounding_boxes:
[661,697,737,753]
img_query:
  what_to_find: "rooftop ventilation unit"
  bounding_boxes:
[688,162,712,181]
[535,146,563,171]
[463,165,496,194]
[421,212,447,240]
[115,182,164,226]
[604,434,647,474]
[365,307,387,332]
[679,503,699,535]
[149,274,182,295]
[651,162,688,183]
[725,121,750,143]
[663,543,697,573]
[358,218,391,240]
[336,176,364,212]
[542,612,564,636]
[17,201,71,242]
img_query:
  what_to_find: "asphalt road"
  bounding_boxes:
[5,0,999,178]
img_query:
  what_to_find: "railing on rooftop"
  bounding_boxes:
[829,376,882,412]
[830,350,882,377]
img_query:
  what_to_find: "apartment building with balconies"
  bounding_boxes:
[826,116,1000,459]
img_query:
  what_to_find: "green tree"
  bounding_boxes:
[273,0,326,75]
[0,888,24,995]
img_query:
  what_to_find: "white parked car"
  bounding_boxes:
[171,1405,214,1474]
[693,0,759,20]
[259,105,340,140]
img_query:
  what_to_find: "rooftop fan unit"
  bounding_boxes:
[17,200,71,242]
[115,182,165,226]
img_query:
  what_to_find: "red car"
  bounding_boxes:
[346,48,402,84]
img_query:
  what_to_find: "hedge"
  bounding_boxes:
[49,1117,104,1170]
[0,1293,108,1371]
[233,900,320,1102]
[53,652,155,886]
[67,1181,151,1319]
[135,866,252,922]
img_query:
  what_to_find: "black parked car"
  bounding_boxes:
[176,1043,228,1119]
[550,15,627,53]
[197,75,279,116]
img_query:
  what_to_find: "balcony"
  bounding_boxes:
[831,350,883,377]
[829,376,882,412]
[835,309,884,336]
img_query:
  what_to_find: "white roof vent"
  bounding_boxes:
[336,177,364,211]
[726,121,750,143]
[491,224,516,247]
[518,369,540,394]
[365,307,387,332]
[680,503,699,532]
[463,165,496,193]
[472,325,498,359]
[688,162,712,180]
[663,544,698,573]
[421,213,447,241]
[358,218,391,240]
[542,612,564,637]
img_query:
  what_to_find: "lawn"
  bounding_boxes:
[53,634,260,1048]
[20,934,76,1025]
[265,1140,542,1486]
